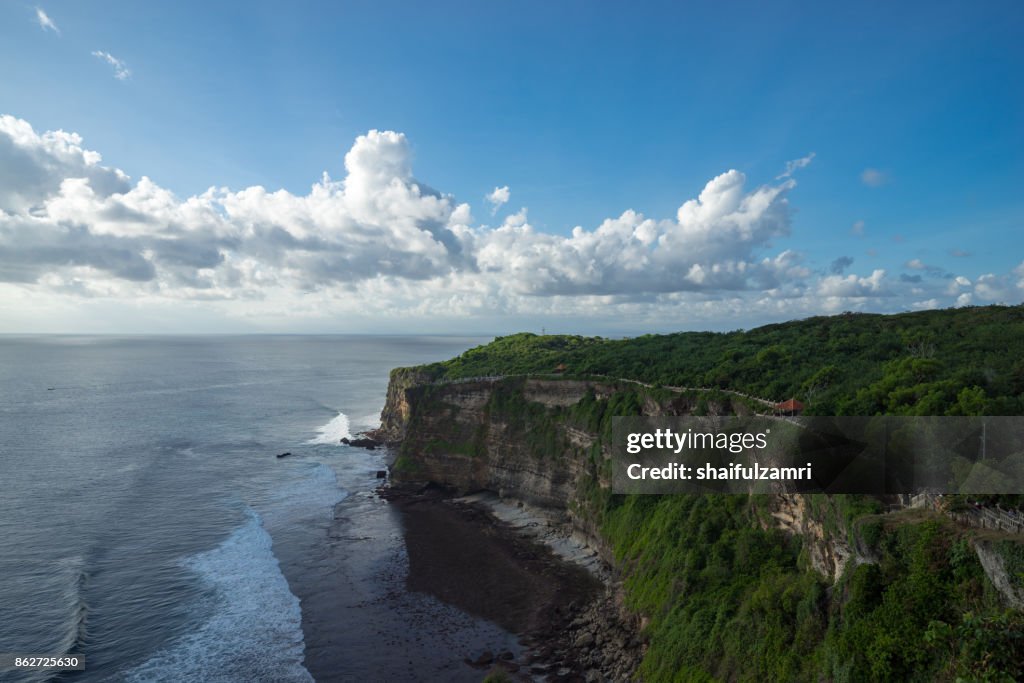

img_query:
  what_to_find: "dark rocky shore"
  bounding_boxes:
[381,485,643,682]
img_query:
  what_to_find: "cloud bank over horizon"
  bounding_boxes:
[1,114,1020,333]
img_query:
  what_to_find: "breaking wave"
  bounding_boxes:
[306,411,351,445]
[124,509,312,683]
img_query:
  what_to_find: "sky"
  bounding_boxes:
[1,0,1022,334]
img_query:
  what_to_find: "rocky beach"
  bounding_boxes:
[380,484,643,682]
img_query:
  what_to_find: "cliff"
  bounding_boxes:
[391,378,613,506]
[379,368,1024,681]
[383,374,855,573]
[373,366,438,443]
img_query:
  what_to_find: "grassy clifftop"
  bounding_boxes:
[422,304,1024,417]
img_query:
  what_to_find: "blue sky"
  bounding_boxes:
[0,1,1022,333]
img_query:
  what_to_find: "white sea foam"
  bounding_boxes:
[351,409,384,432]
[266,462,348,525]
[305,411,351,444]
[124,509,313,683]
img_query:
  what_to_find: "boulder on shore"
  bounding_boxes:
[341,436,381,449]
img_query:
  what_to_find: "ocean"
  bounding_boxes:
[0,335,519,682]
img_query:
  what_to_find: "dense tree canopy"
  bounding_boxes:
[427,305,1024,416]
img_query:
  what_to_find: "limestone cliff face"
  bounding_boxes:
[373,367,437,443]
[973,539,1024,609]
[380,372,855,580]
[390,378,610,508]
[768,494,860,581]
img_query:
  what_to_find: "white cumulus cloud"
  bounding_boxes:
[486,185,510,214]
[817,269,887,298]
[1,114,1019,332]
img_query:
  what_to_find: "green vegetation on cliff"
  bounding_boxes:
[602,495,1023,682]
[393,305,1024,681]
[425,304,1024,416]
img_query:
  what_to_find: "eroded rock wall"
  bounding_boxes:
[382,373,861,581]
[390,378,602,508]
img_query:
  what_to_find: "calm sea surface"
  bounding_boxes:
[0,335,515,683]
